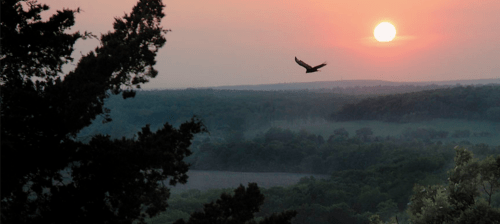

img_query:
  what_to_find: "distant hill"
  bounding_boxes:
[78,88,353,140]
[212,79,500,91]
[331,85,500,123]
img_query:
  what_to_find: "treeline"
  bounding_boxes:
[401,127,495,141]
[77,89,355,139]
[188,127,499,174]
[152,133,500,224]
[331,85,500,123]
[77,84,467,140]
[308,84,456,96]
[216,83,451,95]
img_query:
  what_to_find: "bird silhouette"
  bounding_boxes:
[295,57,327,73]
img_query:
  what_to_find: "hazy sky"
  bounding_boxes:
[42,0,500,89]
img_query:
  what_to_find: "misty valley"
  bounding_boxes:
[5,1,500,223]
[77,83,500,224]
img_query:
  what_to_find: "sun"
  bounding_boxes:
[374,22,396,42]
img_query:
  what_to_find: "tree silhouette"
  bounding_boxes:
[173,183,297,224]
[355,127,373,141]
[1,1,206,223]
[405,147,500,224]
[1,2,298,224]
[333,127,349,138]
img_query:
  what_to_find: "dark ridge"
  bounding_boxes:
[331,85,500,123]
[210,79,500,91]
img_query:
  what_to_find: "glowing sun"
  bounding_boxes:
[374,22,396,42]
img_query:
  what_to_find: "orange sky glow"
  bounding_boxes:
[41,0,500,88]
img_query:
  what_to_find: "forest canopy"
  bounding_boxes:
[331,85,500,123]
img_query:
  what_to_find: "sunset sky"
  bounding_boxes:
[43,0,500,89]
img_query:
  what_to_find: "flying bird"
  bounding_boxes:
[295,57,327,73]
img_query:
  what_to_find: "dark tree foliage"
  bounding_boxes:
[1,0,207,223]
[406,147,500,224]
[333,127,349,138]
[401,128,449,141]
[355,127,373,141]
[76,88,352,140]
[331,85,500,122]
[150,134,499,224]
[189,126,500,174]
[173,183,297,224]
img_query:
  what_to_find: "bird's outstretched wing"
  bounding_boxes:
[295,57,313,70]
[313,62,327,70]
